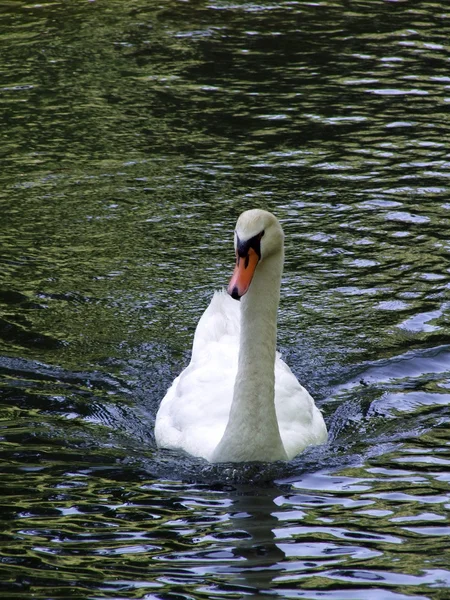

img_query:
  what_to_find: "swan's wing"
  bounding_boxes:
[274,355,327,459]
[155,291,240,461]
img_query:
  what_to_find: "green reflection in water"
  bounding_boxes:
[1,1,450,599]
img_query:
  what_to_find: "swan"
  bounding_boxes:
[155,209,328,462]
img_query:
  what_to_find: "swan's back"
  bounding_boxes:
[155,291,241,460]
[192,290,240,354]
[155,290,326,461]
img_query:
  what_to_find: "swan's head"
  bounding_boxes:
[228,209,284,300]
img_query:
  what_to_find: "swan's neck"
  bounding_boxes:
[212,251,288,462]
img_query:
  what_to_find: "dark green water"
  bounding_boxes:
[1,1,449,598]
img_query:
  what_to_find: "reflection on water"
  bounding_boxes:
[1,0,450,598]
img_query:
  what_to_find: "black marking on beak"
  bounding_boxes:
[236,230,264,260]
[230,286,240,300]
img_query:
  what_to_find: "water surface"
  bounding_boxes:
[1,1,449,598]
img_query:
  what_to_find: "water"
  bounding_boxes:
[1,1,450,598]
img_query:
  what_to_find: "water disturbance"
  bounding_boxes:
[1,1,449,598]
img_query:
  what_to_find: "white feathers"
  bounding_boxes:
[155,210,328,462]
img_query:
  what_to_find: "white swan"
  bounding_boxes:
[155,209,327,462]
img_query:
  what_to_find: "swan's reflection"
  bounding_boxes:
[221,484,286,593]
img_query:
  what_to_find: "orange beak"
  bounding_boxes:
[227,247,260,300]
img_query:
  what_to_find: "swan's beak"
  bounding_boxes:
[228,248,260,300]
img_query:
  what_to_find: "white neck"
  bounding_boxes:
[212,250,288,462]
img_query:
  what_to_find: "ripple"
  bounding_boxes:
[2,1,450,599]
[385,211,431,224]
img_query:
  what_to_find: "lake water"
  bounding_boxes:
[1,1,450,598]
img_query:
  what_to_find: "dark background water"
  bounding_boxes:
[1,1,450,598]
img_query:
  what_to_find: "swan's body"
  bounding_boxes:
[155,210,327,462]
